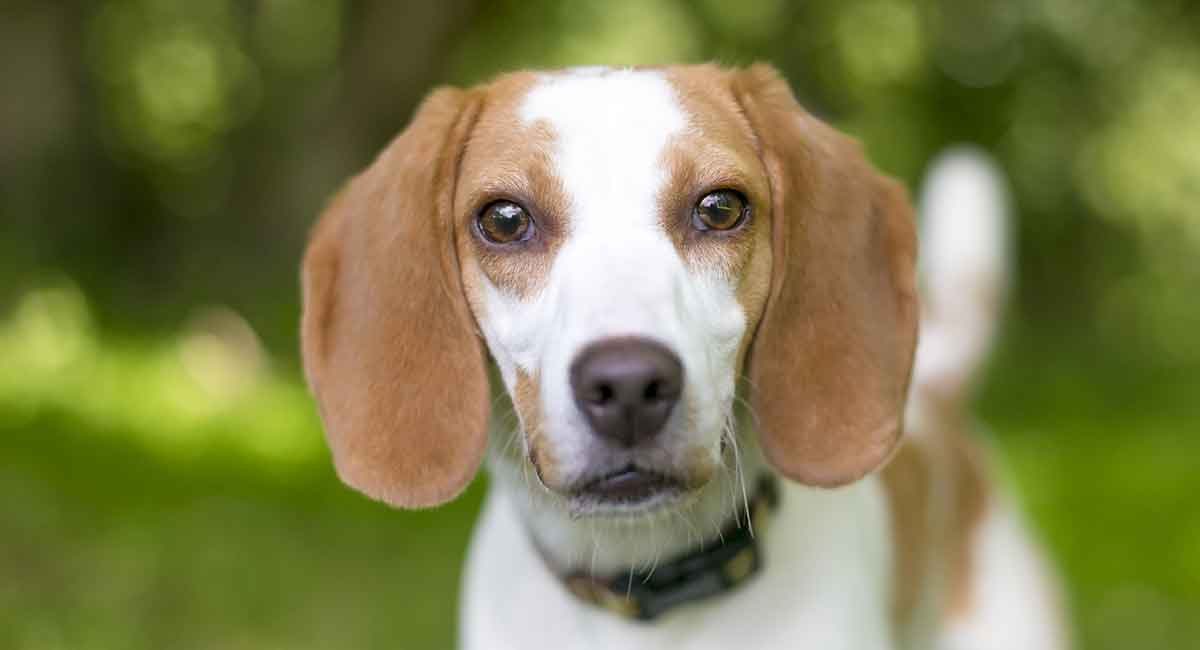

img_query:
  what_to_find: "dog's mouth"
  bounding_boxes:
[566,465,687,514]
[581,465,682,500]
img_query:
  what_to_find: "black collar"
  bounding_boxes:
[545,477,779,622]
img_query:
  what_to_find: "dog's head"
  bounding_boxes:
[301,64,918,514]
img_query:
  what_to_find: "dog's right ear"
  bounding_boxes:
[301,87,490,509]
[732,64,919,488]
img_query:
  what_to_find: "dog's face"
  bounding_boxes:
[453,69,772,514]
[300,64,919,512]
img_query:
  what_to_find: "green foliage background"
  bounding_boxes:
[1,1,1197,648]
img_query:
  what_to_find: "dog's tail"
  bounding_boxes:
[911,146,1013,407]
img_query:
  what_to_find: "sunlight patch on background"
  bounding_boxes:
[1078,45,1200,364]
[834,0,925,93]
[6,281,94,375]
[179,307,268,405]
[0,278,323,470]
[929,0,1022,88]
[1035,0,1157,70]
[549,0,701,67]
[89,0,260,168]
[1080,48,1200,244]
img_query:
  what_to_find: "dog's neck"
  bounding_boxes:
[485,414,769,577]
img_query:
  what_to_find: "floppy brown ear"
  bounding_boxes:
[301,87,490,508]
[733,64,919,487]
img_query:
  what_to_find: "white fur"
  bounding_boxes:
[938,502,1069,650]
[461,68,1066,649]
[463,474,895,650]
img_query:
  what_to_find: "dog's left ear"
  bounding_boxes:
[301,87,490,509]
[733,64,919,487]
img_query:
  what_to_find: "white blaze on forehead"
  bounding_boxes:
[519,69,687,235]
[518,68,693,342]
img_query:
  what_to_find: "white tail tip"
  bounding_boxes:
[913,146,1014,402]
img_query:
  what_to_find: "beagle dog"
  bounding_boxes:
[300,64,1069,649]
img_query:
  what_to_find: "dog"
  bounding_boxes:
[300,64,1069,649]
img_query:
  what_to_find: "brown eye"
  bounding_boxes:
[692,190,748,232]
[477,201,533,244]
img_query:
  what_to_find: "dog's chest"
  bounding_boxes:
[460,479,898,650]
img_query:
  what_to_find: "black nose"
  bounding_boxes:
[570,338,684,447]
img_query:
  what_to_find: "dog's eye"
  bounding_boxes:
[692,190,748,232]
[477,201,533,244]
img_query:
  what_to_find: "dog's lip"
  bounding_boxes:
[574,465,684,503]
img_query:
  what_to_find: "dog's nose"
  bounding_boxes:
[570,338,683,447]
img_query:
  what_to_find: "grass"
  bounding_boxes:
[1,407,484,650]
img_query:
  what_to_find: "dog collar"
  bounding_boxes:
[548,477,779,622]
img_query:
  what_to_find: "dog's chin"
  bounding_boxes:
[559,466,701,519]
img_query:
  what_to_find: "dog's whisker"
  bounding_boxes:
[723,412,754,537]
[731,393,762,430]
[643,515,665,579]
[735,373,762,396]
[675,506,700,552]
[719,413,750,531]
[500,425,523,459]
[644,549,661,583]
[589,519,601,579]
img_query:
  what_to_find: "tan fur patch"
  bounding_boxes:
[514,368,561,488]
[454,73,571,304]
[880,439,935,627]
[880,400,993,629]
[662,66,775,375]
[300,86,491,509]
[941,407,991,618]
[680,443,718,490]
[658,68,767,276]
